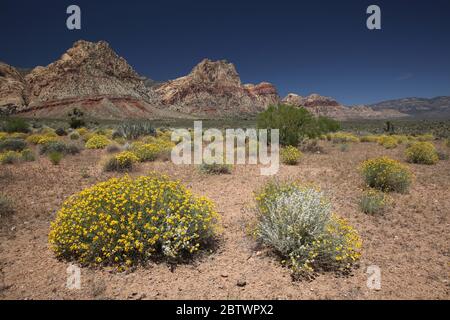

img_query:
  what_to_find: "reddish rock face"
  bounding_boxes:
[0,62,29,113]
[24,40,158,106]
[155,59,280,117]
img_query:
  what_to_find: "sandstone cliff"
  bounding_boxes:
[155,59,280,117]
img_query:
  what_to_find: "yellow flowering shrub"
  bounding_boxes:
[76,127,94,142]
[104,151,139,172]
[40,127,57,136]
[360,156,412,193]
[280,146,302,165]
[359,135,379,143]
[0,132,7,141]
[26,134,59,145]
[405,141,439,165]
[255,181,361,277]
[49,174,220,267]
[0,151,21,164]
[131,138,175,162]
[76,127,89,136]
[8,132,28,140]
[329,132,359,143]
[416,134,434,142]
[390,135,410,144]
[131,142,160,162]
[378,136,398,149]
[85,134,110,149]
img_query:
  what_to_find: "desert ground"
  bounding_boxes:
[1,139,449,300]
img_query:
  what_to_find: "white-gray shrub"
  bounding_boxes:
[258,187,331,258]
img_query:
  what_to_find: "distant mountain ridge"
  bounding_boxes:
[369,96,450,118]
[0,40,448,120]
[282,93,407,120]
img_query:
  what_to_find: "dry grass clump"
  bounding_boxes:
[0,193,14,217]
[359,189,391,215]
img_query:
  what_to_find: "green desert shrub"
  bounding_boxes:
[2,118,30,133]
[360,156,412,193]
[103,151,139,172]
[20,149,36,162]
[66,143,82,155]
[254,181,361,277]
[39,141,67,155]
[0,151,21,164]
[198,161,232,175]
[0,138,27,152]
[405,142,439,165]
[0,194,14,217]
[280,146,302,165]
[48,151,63,165]
[359,189,390,215]
[69,131,80,140]
[48,174,219,268]
[257,104,338,146]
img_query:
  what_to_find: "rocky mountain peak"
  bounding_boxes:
[155,58,279,116]
[24,40,153,105]
[189,59,241,87]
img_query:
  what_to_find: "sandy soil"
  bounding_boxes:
[0,141,449,300]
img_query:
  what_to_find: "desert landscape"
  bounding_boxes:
[0,117,449,300]
[1,21,449,301]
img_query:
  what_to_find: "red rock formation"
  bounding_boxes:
[155,59,280,117]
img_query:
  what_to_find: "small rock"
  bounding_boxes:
[237,279,247,287]
[221,273,229,278]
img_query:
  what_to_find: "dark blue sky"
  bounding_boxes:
[1,0,449,105]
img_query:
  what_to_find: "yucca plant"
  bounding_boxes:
[116,122,157,140]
